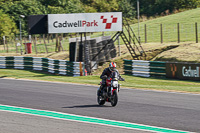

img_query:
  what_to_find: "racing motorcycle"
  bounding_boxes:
[97,71,125,107]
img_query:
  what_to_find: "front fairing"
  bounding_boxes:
[111,71,119,81]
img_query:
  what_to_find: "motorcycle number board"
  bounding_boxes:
[48,12,122,33]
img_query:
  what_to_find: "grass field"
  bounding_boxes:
[0,69,200,94]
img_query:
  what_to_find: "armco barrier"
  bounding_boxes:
[0,56,84,76]
[124,59,166,77]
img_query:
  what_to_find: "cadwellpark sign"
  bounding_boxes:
[166,62,200,80]
[48,12,122,33]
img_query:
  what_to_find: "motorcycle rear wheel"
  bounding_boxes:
[111,90,118,107]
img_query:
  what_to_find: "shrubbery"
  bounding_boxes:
[0,0,199,39]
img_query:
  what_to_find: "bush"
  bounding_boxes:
[0,10,18,42]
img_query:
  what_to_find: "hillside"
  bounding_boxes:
[130,8,200,43]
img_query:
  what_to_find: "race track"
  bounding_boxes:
[0,78,199,132]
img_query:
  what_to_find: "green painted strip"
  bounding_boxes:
[149,62,166,67]
[0,105,190,133]
[123,59,132,65]
[124,65,132,70]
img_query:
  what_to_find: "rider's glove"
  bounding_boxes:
[120,78,125,81]
[102,75,107,79]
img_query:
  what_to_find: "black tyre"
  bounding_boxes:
[97,90,105,105]
[97,96,105,105]
[111,90,118,107]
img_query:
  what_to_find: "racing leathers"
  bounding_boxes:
[100,67,122,91]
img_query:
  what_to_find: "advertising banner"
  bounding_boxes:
[166,62,200,80]
[48,12,122,33]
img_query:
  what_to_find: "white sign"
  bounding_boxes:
[48,12,122,33]
[3,36,5,40]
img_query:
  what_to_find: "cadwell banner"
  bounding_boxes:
[166,62,200,80]
[48,12,122,33]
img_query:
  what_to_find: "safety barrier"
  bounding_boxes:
[0,56,85,76]
[124,59,166,77]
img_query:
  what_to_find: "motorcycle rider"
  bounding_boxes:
[99,62,124,91]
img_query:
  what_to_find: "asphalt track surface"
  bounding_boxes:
[0,78,200,132]
[0,111,149,133]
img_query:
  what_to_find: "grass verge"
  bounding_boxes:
[0,69,200,94]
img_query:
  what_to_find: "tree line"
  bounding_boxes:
[0,0,200,41]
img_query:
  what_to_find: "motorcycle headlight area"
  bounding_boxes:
[112,81,118,87]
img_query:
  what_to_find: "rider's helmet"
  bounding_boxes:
[109,62,117,71]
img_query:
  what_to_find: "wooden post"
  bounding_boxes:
[15,37,18,53]
[61,34,64,51]
[118,37,120,56]
[160,24,163,43]
[20,36,23,55]
[43,34,48,53]
[145,24,147,43]
[47,34,50,43]
[195,22,198,43]
[177,23,180,43]
[55,34,58,52]
[51,34,54,43]
[34,35,38,54]
[24,37,28,54]
[39,35,42,43]
[5,37,8,53]
[59,36,64,51]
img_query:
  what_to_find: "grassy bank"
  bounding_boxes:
[130,8,200,43]
[0,69,200,94]
[90,8,200,43]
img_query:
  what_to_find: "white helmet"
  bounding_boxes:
[109,62,117,71]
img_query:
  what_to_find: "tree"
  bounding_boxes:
[0,10,18,42]
[174,0,198,9]
[81,0,119,12]
[65,0,85,13]
[118,0,136,18]
[0,0,47,35]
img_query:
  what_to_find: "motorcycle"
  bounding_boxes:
[97,71,125,107]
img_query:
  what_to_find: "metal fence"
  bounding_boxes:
[131,22,200,43]
[0,34,68,54]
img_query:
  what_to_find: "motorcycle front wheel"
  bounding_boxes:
[111,90,118,107]
[97,90,105,105]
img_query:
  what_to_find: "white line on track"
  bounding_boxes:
[0,104,193,133]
